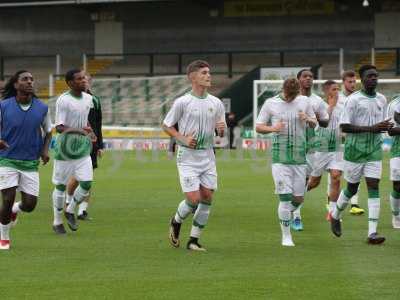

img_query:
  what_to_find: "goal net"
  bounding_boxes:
[47,75,191,127]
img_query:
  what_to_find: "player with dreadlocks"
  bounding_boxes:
[0,70,52,250]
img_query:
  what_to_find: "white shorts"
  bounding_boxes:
[177,147,217,193]
[310,152,344,177]
[271,163,307,196]
[0,167,39,196]
[52,156,93,186]
[343,160,382,183]
[306,152,316,177]
[390,157,400,181]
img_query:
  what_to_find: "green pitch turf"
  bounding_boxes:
[1,150,399,300]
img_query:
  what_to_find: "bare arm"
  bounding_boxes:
[388,112,400,136]
[341,119,393,134]
[388,128,400,136]
[318,119,329,128]
[41,131,52,165]
[340,124,373,133]
[255,124,282,134]
[55,124,88,135]
[298,112,317,129]
[162,124,197,149]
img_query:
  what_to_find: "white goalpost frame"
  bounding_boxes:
[253,79,400,136]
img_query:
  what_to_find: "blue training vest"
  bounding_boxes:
[0,97,48,161]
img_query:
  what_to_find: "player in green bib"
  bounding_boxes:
[330,65,392,244]
[51,69,95,234]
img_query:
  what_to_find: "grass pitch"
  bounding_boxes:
[1,150,399,300]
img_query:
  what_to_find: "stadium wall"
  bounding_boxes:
[0,6,93,56]
[0,2,375,57]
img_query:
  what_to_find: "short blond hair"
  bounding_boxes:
[341,70,356,81]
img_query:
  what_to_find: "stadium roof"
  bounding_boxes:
[0,0,169,7]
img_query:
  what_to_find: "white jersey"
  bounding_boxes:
[256,94,315,164]
[314,94,345,152]
[387,96,400,158]
[163,92,226,150]
[308,93,329,121]
[55,91,93,129]
[338,91,350,106]
[304,93,329,153]
[340,90,387,163]
[54,91,93,161]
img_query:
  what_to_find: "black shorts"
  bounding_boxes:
[90,150,98,169]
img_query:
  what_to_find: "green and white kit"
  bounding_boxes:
[52,91,94,186]
[163,92,226,193]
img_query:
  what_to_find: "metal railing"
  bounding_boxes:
[0,54,61,81]
[2,47,400,83]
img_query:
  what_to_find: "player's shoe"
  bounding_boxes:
[169,217,181,248]
[349,205,364,215]
[186,237,206,252]
[52,224,67,235]
[77,211,91,221]
[330,214,342,237]
[64,212,78,231]
[10,212,18,227]
[291,217,303,231]
[282,235,295,247]
[367,232,385,245]
[392,215,400,229]
[0,239,10,250]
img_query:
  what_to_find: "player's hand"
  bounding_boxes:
[184,133,197,149]
[216,121,225,137]
[328,92,338,107]
[0,140,9,150]
[83,126,97,142]
[41,151,50,165]
[83,126,93,135]
[97,149,104,158]
[298,111,309,122]
[272,120,286,132]
[372,119,394,132]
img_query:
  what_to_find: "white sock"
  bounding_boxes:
[174,200,195,223]
[67,186,89,214]
[78,201,89,215]
[292,205,302,219]
[12,202,22,214]
[278,202,291,238]
[368,198,380,236]
[190,202,211,238]
[65,194,73,206]
[351,193,359,205]
[327,173,331,196]
[0,222,11,240]
[52,189,65,226]
[66,199,77,214]
[332,190,351,220]
[390,194,400,216]
[329,201,336,213]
